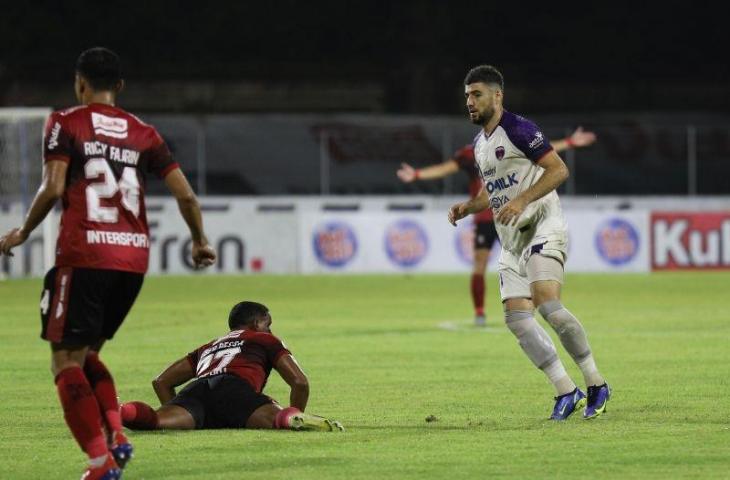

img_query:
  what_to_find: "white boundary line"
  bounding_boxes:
[436,320,506,333]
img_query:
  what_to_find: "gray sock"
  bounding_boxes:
[505,310,558,369]
[538,300,605,386]
[505,310,575,394]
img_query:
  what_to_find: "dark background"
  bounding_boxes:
[1,1,727,197]
[1,1,726,113]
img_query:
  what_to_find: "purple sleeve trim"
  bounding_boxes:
[500,111,553,162]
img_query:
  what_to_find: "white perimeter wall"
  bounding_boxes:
[1,196,728,277]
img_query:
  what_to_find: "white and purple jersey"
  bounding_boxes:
[473,110,567,255]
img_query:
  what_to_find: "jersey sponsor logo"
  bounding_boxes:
[489,194,510,211]
[313,221,358,267]
[594,218,640,266]
[495,146,505,160]
[86,230,150,248]
[651,212,730,270]
[482,166,496,178]
[485,173,519,193]
[529,131,545,149]
[92,112,128,139]
[47,122,61,150]
[384,219,429,267]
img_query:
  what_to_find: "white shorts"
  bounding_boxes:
[497,233,568,301]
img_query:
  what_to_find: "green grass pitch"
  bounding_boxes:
[1,273,729,479]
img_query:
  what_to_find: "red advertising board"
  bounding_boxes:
[651,212,730,270]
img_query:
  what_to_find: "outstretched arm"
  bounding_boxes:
[164,169,216,268]
[551,126,597,153]
[152,357,195,405]
[0,160,67,256]
[495,151,569,226]
[397,160,460,182]
[275,354,310,411]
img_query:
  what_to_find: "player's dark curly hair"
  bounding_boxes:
[76,47,122,91]
[228,301,269,329]
[464,65,504,90]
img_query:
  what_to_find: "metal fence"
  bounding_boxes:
[147,114,729,197]
[2,112,729,202]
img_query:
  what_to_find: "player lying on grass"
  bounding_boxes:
[121,301,344,432]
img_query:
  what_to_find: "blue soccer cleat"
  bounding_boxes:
[79,454,121,480]
[111,442,133,469]
[584,383,611,419]
[549,387,587,420]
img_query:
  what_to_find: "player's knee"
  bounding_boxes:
[539,300,565,329]
[473,250,489,271]
[50,358,84,377]
[506,310,558,369]
[504,310,535,337]
[531,282,560,305]
[83,352,112,382]
[502,297,533,313]
[538,301,577,332]
[538,300,562,320]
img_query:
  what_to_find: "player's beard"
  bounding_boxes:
[469,105,495,126]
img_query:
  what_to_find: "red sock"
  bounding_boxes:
[273,407,301,429]
[55,366,108,459]
[121,401,159,430]
[471,273,485,315]
[84,352,127,444]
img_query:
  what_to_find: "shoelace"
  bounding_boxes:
[586,385,604,404]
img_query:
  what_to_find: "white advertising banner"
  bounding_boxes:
[300,210,650,274]
[1,199,300,277]
[0,198,653,277]
[146,199,298,274]
[299,212,499,274]
[563,211,650,272]
[0,203,48,277]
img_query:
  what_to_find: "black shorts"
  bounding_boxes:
[40,266,144,346]
[169,375,273,429]
[475,221,498,250]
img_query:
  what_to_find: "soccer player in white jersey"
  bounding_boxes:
[448,65,610,420]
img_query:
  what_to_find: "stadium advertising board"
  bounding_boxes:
[651,212,730,270]
[300,212,477,273]
[146,199,298,274]
[564,211,650,272]
[300,211,650,274]
[0,203,47,277]
[0,199,658,277]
